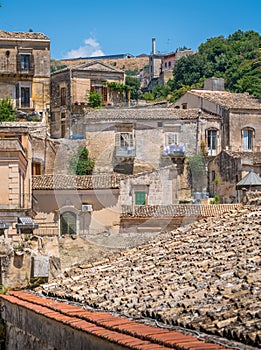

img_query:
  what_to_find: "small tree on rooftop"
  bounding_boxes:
[0,98,17,122]
[69,147,95,175]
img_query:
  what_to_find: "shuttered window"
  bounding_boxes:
[135,191,146,205]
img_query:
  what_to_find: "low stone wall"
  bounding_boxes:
[0,297,126,350]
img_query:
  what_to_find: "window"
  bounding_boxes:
[21,54,30,71]
[115,131,135,156]
[207,129,217,155]
[242,128,253,151]
[91,81,107,104]
[166,132,178,146]
[135,191,146,205]
[116,132,134,148]
[60,87,66,106]
[60,211,76,235]
[32,162,41,175]
[21,87,30,108]
[61,119,66,138]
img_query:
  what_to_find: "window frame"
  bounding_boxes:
[135,191,147,205]
[207,128,218,155]
[60,87,66,106]
[242,128,254,151]
[21,86,30,108]
[165,132,178,146]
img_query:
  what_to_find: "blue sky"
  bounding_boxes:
[1,0,260,60]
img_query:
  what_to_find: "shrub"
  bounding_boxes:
[0,98,17,122]
[88,91,102,108]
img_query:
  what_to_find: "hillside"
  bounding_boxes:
[57,56,149,74]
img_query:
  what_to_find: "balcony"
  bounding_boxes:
[162,144,185,157]
[115,147,136,157]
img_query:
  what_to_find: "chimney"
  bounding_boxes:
[152,38,156,55]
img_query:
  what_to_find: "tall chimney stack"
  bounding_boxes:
[152,38,156,55]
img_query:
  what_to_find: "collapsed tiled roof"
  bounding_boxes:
[0,30,50,41]
[38,206,261,349]
[32,174,123,190]
[85,107,220,122]
[189,90,261,110]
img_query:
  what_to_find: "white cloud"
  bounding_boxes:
[66,37,105,58]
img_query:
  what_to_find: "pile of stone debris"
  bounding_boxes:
[37,206,261,349]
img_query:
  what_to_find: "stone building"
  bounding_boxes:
[50,61,125,139]
[0,30,50,116]
[84,107,221,201]
[174,78,261,202]
[0,125,34,239]
[32,173,123,236]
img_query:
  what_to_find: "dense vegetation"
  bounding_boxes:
[168,30,261,99]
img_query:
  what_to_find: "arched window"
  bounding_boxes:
[242,128,254,151]
[60,211,76,235]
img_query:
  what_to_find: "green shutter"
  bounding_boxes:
[135,191,146,205]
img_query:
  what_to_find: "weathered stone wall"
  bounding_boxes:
[229,110,261,152]
[120,167,178,206]
[208,151,242,203]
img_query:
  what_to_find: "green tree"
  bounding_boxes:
[69,147,95,175]
[0,98,17,122]
[152,83,171,100]
[125,76,141,100]
[88,91,102,108]
[171,30,261,98]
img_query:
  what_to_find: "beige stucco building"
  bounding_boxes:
[0,30,50,116]
[32,174,123,236]
[0,125,34,238]
[50,61,125,139]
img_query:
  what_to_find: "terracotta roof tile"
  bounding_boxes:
[36,206,261,349]
[0,30,50,41]
[85,108,220,122]
[1,291,232,350]
[33,174,124,190]
[189,90,261,110]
